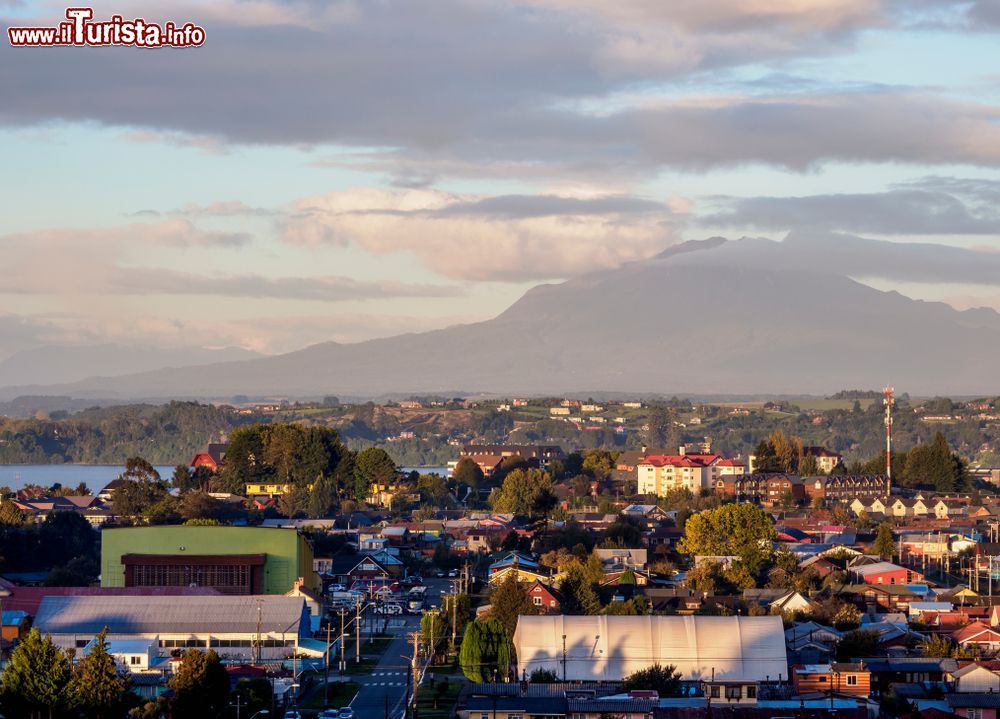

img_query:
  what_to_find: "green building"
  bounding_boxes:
[101,526,319,595]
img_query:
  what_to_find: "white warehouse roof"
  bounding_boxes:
[512,615,787,683]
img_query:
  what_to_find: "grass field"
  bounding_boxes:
[790,398,877,411]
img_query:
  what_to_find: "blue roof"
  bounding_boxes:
[2,610,28,625]
[489,552,540,572]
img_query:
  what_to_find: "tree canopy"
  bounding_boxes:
[679,503,776,571]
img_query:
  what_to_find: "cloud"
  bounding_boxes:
[701,180,1000,234]
[673,232,1000,288]
[0,217,460,301]
[4,1,996,178]
[280,188,680,281]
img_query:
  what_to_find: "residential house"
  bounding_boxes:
[953,622,1000,652]
[791,663,871,697]
[951,663,1000,693]
[189,442,228,473]
[801,447,843,474]
[743,588,813,614]
[488,553,551,585]
[851,561,925,585]
[947,694,1000,719]
[526,579,563,613]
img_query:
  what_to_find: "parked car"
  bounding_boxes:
[339,709,356,719]
[328,583,347,592]
[319,711,340,719]
[434,570,445,578]
[447,569,459,577]
[284,712,303,719]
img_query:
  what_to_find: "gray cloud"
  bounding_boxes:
[2,2,997,177]
[701,182,1000,234]
[670,231,1000,287]
[105,269,464,302]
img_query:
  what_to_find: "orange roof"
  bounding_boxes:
[640,454,719,468]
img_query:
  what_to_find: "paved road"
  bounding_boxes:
[349,576,455,719]
[349,615,420,719]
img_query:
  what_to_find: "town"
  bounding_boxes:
[0,392,999,719]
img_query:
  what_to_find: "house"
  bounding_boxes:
[851,561,924,585]
[785,622,843,665]
[190,442,228,473]
[951,663,1000,693]
[245,482,293,498]
[95,638,160,673]
[801,447,843,474]
[953,622,1000,651]
[512,615,787,683]
[862,658,958,694]
[946,693,1000,719]
[526,579,563,613]
[622,505,671,523]
[594,548,648,571]
[791,663,871,697]
[488,553,551,585]
[743,589,812,614]
[637,454,723,495]
[804,475,888,503]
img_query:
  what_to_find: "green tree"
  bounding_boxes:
[873,521,895,560]
[169,649,230,718]
[458,618,515,683]
[72,627,131,719]
[0,501,27,525]
[487,573,537,637]
[421,609,447,653]
[559,564,602,615]
[418,474,453,507]
[307,473,338,518]
[452,458,484,492]
[837,629,880,661]
[0,627,73,718]
[122,456,160,482]
[232,678,272,717]
[752,439,781,474]
[112,477,171,519]
[489,468,553,517]
[618,568,637,585]
[679,503,776,571]
[177,491,227,522]
[354,447,397,502]
[170,465,197,492]
[799,453,819,476]
[602,515,645,548]
[529,668,558,683]
[920,634,960,658]
[621,663,682,697]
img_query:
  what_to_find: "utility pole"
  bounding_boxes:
[410,631,422,711]
[884,387,894,494]
[562,633,567,682]
[450,585,459,652]
[356,596,361,663]
[340,608,347,673]
[324,619,332,704]
[254,599,263,665]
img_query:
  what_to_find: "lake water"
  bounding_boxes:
[0,464,449,493]
[0,464,176,493]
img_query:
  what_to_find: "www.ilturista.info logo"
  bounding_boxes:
[8,7,206,47]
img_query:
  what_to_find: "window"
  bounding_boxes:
[480,714,489,719]
[130,656,141,665]
[533,596,542,606]
[725,686,742,700]
[967,709,982,719]
[846,675,858,686]
[507,714,523,719]
[818,676,827,683]
[710,686,720,698]
[746,686,756,699]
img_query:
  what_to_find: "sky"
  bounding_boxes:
[1,0,999,360]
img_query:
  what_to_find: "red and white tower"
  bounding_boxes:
[883,387,894,494]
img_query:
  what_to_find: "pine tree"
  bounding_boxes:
[169,649,230,718]
[873,522,895,560]
[0,627,73,719]
[459,618,515,682]
[73,627,131,719]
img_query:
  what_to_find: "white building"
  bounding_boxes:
[512,615,787,683]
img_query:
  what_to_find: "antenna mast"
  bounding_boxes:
[883,387,894,495]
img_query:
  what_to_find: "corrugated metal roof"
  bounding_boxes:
[513,615,787,683]
[35,595,306,635]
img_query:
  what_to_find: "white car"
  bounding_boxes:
[375,603,403,615]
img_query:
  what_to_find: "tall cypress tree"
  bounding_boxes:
[0,627,73,719]
[72,627,131,719]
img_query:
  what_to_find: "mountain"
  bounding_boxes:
[0,344,262,388]
[4,237,1000,398]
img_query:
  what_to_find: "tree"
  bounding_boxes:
[307,473,338,518]
[920,634,961,658]
[679,503,776,572]
[769,430,802,473]
[530,668,558,683]
[421,609,447,654]
[488,574,536,637]
[873,522,895,559]
[559,564,602,615]
[169,649,230,718]
[751,439,781,474]
[618,568,637,585]
[418,474,453,507]
[837,629,880,661]
[171,465,197,492]
[459,618,515,682]
[489,468,553,517]
[452,458,484,492]
[232,678,272,717]
[72,627,131,719]
[603,515,645,548]
[113,477,171,519]
[177,491,227,522]
[621,663,682,697]
[354,447,397,502]
[0,501,27,526]
[799,453,819,476]
[0,627,73,718]
[122,456,161,482]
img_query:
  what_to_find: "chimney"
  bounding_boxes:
[679,445,686,456]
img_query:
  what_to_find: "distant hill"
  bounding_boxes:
[4,237,1000,398]
[0,344,261,388]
